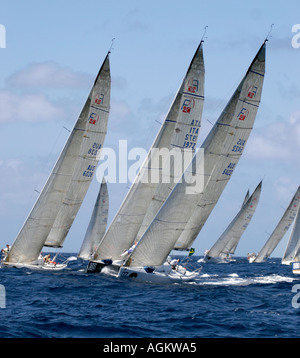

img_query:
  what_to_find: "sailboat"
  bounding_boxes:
[203,181,262,263]
[249,186,300,263]
[284,206,300,268]
[86,40,266,283]
[1,53,111,270]
[282,202,300,267]
[290,208,300,273]
[118,41,266,282]
[78,178,109,261]
[87,40,205,274]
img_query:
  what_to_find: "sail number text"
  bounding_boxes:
[232,138,246,153]
[222,162,236,176]
[83,164,96,177]
[88,142,102,156]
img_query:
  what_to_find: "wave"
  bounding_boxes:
[190,273,296,286]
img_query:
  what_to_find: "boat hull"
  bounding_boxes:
[199,255,234,264]
[87,259,201,283]
[86,259,119,275]
[1,261,67,271]
[118,265,200,284]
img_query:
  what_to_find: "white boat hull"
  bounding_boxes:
[1,260,67,271]
[282,260,292,265]
[87,259,201,283]
[118,264,200,284]
[200,255,234,264]
[247,254,257,263]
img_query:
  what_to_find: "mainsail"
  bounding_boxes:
[93,41,205,262]
[206,181,262,259]
[126,41,266,268]
[282,206,300,264]
[174,42,266,251]
[254,186,300,263]
[6,54,111,264]
[78,178,109,260]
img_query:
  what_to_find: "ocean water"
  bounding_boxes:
[0,254,299,339]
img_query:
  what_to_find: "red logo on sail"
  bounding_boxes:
[237,108,249,121]
[181,99,195,113]
[94,93,104,105]
[89,113,99,125]
[187,79,199,93]
[247,86,258,99]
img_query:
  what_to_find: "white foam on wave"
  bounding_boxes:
[192,273,296,286]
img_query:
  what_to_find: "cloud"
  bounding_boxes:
[0,90,65,123]
[6,61,92,89]
[274,176,298,202]
[246,113,300,164]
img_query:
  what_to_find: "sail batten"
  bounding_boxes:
[6,54,111,264]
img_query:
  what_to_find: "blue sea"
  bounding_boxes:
[0,254,299,340]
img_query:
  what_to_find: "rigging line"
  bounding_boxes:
[108,38,115,53]
[200,25,208,43]
[265,24,274,42]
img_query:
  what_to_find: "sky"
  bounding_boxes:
[0,0,300,258]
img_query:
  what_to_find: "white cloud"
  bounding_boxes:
[274,176,298,202]
[6,62,92,89]
[246,113,300,164]
[0,90,65,123]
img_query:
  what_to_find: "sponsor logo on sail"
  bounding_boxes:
[237,107,249,121]
[187,79,199,93]
[94,93,104,105]
[247,86,258,99]
[181,98,195,113]
[88,112,99,125]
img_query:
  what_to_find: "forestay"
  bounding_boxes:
[127,42,266,268]
[254,186,300,263]
[174,42,266,251]
[93,42,205,262]
[207,181,262,258]
[78,178,109,260]
[6,54,111,264]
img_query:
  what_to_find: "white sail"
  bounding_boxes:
[93,42,205,262]
[242,190,250,206]
[78,178,109,260]
[126,42,266,268]
[135,45,205,243]
[282,206,300,264]
[174,42,266,251]
[6,54,111,264]
[254,186,300,263]
[206,181,262,258]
